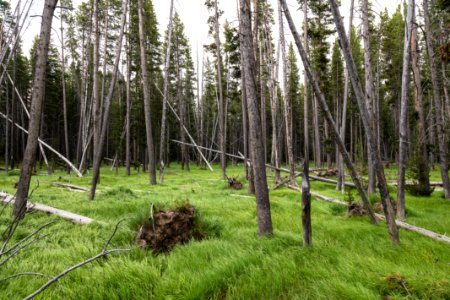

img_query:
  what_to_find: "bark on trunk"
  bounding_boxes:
[159,0,174,183]
[362,0,377,195]
[279,2,296,185]
[138,0,157,185]
[214,0,227,180]
[14,0,58,218]
[239,0,273,236]
[397,0,414,220]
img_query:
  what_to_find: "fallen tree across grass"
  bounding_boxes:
[286,185,450,244]
[0,192,93,225]
[46,182,90,193]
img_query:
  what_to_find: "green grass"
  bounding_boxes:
[0,164,449,299]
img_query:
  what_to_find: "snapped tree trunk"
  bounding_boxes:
[239,0,273,236]
[14,0,59,218]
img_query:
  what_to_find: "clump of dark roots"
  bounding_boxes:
[347,203,368,217]
[136,204,204,253]
[227,177,243,190]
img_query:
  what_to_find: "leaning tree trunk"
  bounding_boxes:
[362,0,377,195]
[239,0,273,236]
[90,0,128,200]
[423,0,450,199]
[14,0,59,218]
[397,0,414,220]
[328,0,399,243]
[279,0,379,226]
[159,0,174,183]
[138,0,157,185]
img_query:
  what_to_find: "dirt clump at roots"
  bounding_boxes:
[347,203,369,217]
[136,204,203,253]
[227,177,243,190]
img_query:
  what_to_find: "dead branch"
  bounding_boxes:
[23,221,131,300]
[0,192,93,225]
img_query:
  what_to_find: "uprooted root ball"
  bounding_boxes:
[136,204,202,253]
[347,203,368,217]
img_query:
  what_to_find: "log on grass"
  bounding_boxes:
[285,185,450,244]
[0,192,93,225]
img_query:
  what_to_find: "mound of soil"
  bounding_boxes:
[347,203,368,216]
[227,177,243,190]
[136,204,199,253]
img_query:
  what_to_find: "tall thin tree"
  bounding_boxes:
[397,0,414,220]
[14,0,59,218]
[239,0,273,236]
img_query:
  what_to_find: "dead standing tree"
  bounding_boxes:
[89,0,128,200]
[239,0,273,236]
[327,0,399,243]
[279,0,378,228]
[159,0,174,184]
[397,0,414,220]
[138,0,157,185]
[14,0,59,218]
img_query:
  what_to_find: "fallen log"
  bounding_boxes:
[286,185,450,244]
[46,182,89,193]
[0,192,93,225]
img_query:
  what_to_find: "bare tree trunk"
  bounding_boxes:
[313,96,321,168]
[214,0,227,180]
[125,3,131,176]
[280,0,380,227]
[100,0,109,108]
[90,0,128,200]
[279,2,296,185]
[14,0,58,218]
[60,5,70,173]
[328,0,399,243]
[92,0,100,170]
[410,24,431,193]
[397,0,414,220]
[361,0,377,195]
[138,0,157,185]
[159,0,174,183]
[239,0,273,236]
[337,0,354,192]
[423,0,450,199]
[301,0,312,247]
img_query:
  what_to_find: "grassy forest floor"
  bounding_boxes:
[0,163,449,299]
